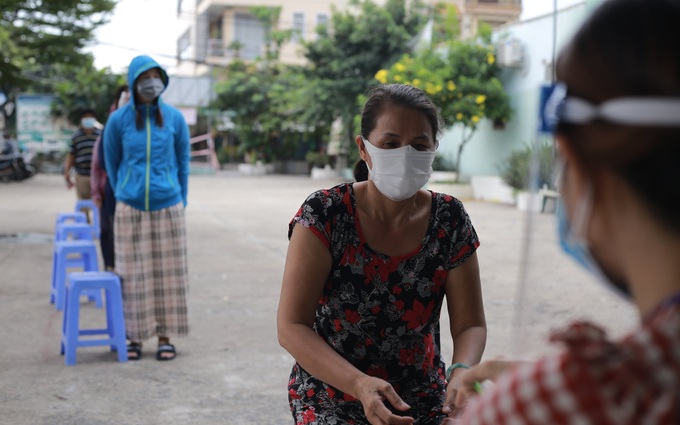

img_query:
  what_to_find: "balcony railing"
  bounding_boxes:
[206,39,262,61]
[464,0,522,18]
[466,0,521,4]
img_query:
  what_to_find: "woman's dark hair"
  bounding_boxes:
[353,83,443,182]
[555,0,680,233]
[133,79,164,130]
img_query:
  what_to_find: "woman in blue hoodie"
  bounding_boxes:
[104,55,190,361]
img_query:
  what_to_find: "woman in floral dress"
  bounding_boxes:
[278,84,487,425]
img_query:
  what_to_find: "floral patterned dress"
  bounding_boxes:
[287,183,480,425]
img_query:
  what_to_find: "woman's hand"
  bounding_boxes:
[441,367,466,419]
[454,359,523,409]
[356,376,414,425]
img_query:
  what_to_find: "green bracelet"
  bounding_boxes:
[446,362,470,380]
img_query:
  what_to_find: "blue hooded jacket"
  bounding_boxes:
[104,55,190,212]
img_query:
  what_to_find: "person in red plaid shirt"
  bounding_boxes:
[455,0,680,423]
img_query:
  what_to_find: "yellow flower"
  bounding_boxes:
[375,69,388,84]
[471,115,480,123]
[394,74,402,82]
[487,53,495,65]
[435,84,442,93]
[475,95,487,104]
[446,81,456,91]
[395,63,406,72]
[412,79,421,87]
[456,113,463,120]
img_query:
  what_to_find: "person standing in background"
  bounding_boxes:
[91,85,129,271]
[104,55,190,361]
[64,108,100,221]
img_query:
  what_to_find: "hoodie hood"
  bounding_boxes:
[127,55,169,107]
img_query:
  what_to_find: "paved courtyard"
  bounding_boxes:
[0,172,637,424]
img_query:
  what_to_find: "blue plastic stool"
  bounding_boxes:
[55,211,87,226]
[55,222,94,242]
[51,240,102,310]
[61,271,128,366]
[74,199,100,239]
[54,222,92,278]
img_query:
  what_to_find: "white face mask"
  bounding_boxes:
[136,78,164,101]
[362,137,436,201]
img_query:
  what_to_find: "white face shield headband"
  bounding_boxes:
[538,83,680,134]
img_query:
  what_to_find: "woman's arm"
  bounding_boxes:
[441,251,487,419]
[90,135,104,207]
[174,112,190,206]
[277,224,414,425]
[103,114,121,190]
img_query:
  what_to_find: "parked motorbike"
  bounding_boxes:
[0,146,37,182]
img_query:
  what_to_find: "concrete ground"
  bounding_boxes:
[0,173,637,425]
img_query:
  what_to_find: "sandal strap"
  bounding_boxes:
[157,343,175,352]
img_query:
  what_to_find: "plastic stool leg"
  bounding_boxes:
[50,249,58,305]
[108,285,128,362]
[55,250,68,311]
[63,282,81,366]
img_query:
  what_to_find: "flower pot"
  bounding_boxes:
[515,191,542,212]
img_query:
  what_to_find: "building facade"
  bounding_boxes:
[176,0,523,76]
[176,0,353,76]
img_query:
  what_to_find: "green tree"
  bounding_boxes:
[0,0,116,129]
[378,34,512,181]
[212,6,303,163]
[213,61,309,163]
[51,61,126,126]
[432,2,460,45]
[301,0,429,159]
[249,6,293,62]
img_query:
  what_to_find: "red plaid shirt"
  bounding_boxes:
[460,303,680,424]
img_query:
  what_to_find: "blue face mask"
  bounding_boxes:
[81,117,96,129]
[556,197,594,271]
[556,190,631,298]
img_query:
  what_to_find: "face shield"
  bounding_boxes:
[503,83,680,359]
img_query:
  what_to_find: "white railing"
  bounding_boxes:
[190,133,220,170]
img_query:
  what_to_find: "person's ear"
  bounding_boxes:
[356,135,369,163]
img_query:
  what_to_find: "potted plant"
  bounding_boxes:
[499,141,556,212]
[305,150,339,179]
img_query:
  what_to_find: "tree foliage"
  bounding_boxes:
[213,61,308,163]
[377,32,512,180]
[0,0,115,90]
[300,0,429,146]
[51,60,126,126]
[0,0,117,129]
[213,7,304,163]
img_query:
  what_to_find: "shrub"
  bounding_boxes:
[499,141,556,191]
